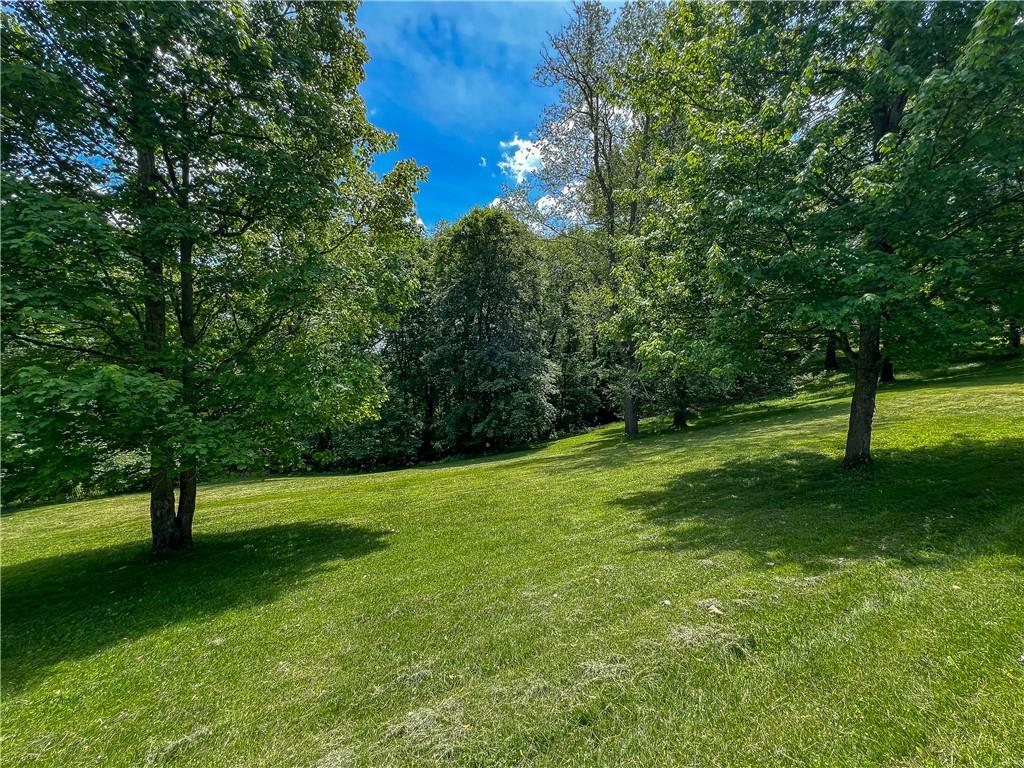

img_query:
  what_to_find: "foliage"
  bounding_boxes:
[628,0,1024,463]
[307,245,439,471]
[430,208,554,452]
[4,0,1021,505]
[538,232,619,432]
[1,2,423,527]
[526,0,667,436]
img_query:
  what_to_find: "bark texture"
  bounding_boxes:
[176,470,197,546]
[149,445,180,553]
[623,388,640,438]
[148,455,196,553]
[672,380,690,429]
[843,322,883,468]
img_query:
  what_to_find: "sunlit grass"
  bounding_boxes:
[3,362,1023,767]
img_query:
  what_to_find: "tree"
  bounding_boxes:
[1,1,423,550]
[305,240,440,470]
[636,0,1023,467]
[537,232,618,432]
[530,0,664,438]
[430,208,554,452]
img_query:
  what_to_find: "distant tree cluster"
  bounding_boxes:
[308,207,623,471]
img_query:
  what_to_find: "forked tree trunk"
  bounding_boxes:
[824,338,838,371]
[843,322,883,468]
[150,444,182,553]
[879,357,895,383]
[149,450,195,554]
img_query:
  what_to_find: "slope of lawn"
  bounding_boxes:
[3,362,1023,767]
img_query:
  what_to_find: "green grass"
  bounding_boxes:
[3,363,1023,767]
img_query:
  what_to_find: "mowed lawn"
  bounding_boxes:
[3,365,1023,767]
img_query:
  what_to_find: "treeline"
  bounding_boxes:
[2,1,1022,552]
[310,207,790,472]
[312,209,601,470]
[321,0,1024,471]
[313,204,797,472]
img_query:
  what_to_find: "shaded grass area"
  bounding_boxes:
[2,522,390,695]
[2,364,1023,767]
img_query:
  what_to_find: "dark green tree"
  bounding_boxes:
[538,232,618,432]
[1,1,422,549]
[307,240,440,470]
[431,208,554,452]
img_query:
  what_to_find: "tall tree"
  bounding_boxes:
[531,0,663,438]
[431,208,554,452]
[1,1,422,549]
[307,240,440,470]
[636,0,1023,467]
[538,232,618,432]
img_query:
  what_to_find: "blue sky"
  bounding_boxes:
[358,1,571,228]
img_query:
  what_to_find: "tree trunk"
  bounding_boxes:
[623,387,639,438]
[149,464,195,554]
[672,380,690,429]
[824,338,838,371]
[879,357,895,383]
[136,145,185,552]
[613,340,640,438]
[176,470,196,547]
[843,322,883,468]
[176,233,198,550]
[150,444,181,553]
[672,406,689,429]
[1011,322,1021,350]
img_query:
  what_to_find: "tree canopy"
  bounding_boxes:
[620,0,1023,465]
[2,1,423,549]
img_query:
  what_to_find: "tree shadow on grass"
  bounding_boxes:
[521,398,853,477]
[523,366,1023,476]
[615,438,1024,573]
[1,521,389,694]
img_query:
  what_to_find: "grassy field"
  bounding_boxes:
[3,362,1023,767]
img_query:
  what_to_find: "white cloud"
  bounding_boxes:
[536,194,559,216]
[532,181,587,228]
[498,134,543,183]
[416,216,426,229]
[479,156,487,167]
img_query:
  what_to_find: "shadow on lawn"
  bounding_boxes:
[1,520,389,694]
[616,437,1024,572]
[525,397,852,476]
[524,360,1019,475]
